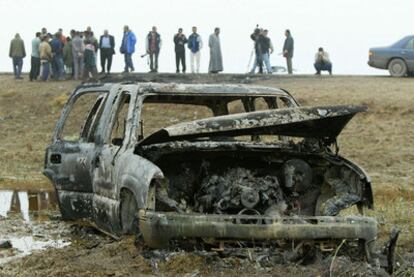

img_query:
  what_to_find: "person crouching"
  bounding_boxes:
[82,39,98,83]
[314,47,332,75]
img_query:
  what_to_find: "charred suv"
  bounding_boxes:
[44,83,377,260]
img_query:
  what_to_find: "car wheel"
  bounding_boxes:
[120,189,139,235]
[388,59,407,77]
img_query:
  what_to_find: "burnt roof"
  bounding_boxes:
[74,82,295,99]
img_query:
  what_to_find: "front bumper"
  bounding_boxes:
[140,211,378,259]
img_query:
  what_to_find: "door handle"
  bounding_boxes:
[401,51,406,54]
[50,154,61,164]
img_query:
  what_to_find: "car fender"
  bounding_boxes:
[115,149,164,209]
[387,56,407,68]
[325,154,373,209]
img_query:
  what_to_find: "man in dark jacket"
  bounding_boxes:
[250,28,264,74]
[99,30,115,74]
[174,28,187,73]
[146,26,162,73]
[50,33,65,80]
[63,36,73,78]
[283,29,294,74]
[82,39,98,83]
[29,32,41,81]
[256,30,273,74]
[9,33,26,79]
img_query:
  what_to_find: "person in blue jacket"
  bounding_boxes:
[50,32,65,80]
[120,25,136,73]
[187,26,203,73]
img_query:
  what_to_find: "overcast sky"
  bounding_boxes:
[0,0,412,74]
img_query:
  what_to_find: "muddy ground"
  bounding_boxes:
[0,74,413,276]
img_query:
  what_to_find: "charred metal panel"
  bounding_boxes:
[114,150,164,209]
[139,105,366,145]
[92,194,121,235]
[140,212,378,252]
[56,190,93,220]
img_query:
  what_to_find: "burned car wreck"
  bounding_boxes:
[44,82,389,265]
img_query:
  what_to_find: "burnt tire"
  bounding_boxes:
[388,58,407,77]
[120,190,139,235]
[146,185,156,210]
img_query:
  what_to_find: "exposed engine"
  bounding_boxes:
[195,168,287,217]
[149,156,321,217]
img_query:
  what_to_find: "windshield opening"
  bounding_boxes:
[138,94,294,143]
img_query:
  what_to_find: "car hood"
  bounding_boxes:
[139,105,366,146]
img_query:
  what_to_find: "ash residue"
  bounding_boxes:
[139,241,391,276]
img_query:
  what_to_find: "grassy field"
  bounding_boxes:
[0,74,413,275]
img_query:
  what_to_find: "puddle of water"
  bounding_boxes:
[9,236,69,254]
[0,189,58,221]
[0,189,71,265]
[0,236,70,265]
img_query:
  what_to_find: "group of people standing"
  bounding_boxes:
[11,26,116,82]
[8,25,224,81]
[7,25,244,81]
[250,28,294,74]
[8,25,333,80]
[140,26,223,74]
[249,27,332,75]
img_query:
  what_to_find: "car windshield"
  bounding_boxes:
[391,36,410,48]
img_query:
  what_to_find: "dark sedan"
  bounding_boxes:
[368,36,414,77]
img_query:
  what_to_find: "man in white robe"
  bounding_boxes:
[208,28,223,73]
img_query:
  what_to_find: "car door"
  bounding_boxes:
[92,90,138,234]
[44,91,107,220]
[402,38,414,70]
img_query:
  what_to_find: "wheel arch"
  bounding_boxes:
[118,169,164,211]
[320,155,374,214]
[386,56,407,68]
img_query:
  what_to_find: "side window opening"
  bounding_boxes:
[228,97,280,113]
[404,39,414,49]
[82,96,106,142]
[59,92,105,142]
[227,99,246,114]
[140,101,213,138]
[110,94,131,146]
[254,97,280,111]
[277,97,292,108]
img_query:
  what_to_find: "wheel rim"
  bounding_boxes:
[390,60,406,76]
[392,64,403,74]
